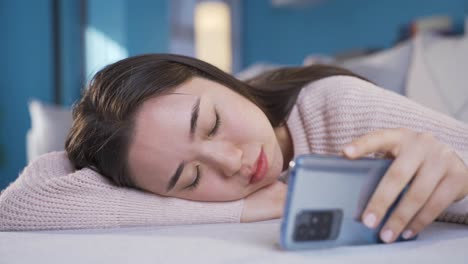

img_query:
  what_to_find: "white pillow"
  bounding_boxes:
[338,40,413,95]
[406,33,468,123]
[301,40,413,95]
[27,100,73,163]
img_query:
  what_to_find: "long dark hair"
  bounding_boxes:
[65,53,366,188]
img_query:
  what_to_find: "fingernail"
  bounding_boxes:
[363,213,376,228]
[381,229,394,243]
[344,145,355,156]
[402,229,413,240]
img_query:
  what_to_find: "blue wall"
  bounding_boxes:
[0,0,169,190]
[0,0,54,189]
[242,0,468,66]
[85,0,169,79]
[60,0,84,106]
[127,0,169,56]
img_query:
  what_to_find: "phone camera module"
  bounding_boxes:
[293,210,335,241]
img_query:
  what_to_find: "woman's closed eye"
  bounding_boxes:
[186,109,221,191]
[208,108,221,137]
[186,165,201,190]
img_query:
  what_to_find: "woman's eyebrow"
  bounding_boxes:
[190,97,201,140]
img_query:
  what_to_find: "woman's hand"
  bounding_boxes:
[342,127,468,243]
[241,181,287,223]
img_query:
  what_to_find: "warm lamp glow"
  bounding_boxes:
[195,2,232,73]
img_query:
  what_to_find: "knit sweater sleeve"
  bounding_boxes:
[0,151,244,231]
[294,76,468,224]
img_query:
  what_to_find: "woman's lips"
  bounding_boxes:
[249,147,268,184]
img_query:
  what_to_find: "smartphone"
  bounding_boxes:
[279,153,417,250]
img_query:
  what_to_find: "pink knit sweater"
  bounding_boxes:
[1,76,467,231]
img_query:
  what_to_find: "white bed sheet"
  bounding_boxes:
[1,220,467,264]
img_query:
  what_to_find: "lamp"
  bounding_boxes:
[195,1,232,73]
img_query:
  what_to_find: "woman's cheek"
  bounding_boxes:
[197,180,243,201]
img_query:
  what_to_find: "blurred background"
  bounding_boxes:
[1,0,467,190]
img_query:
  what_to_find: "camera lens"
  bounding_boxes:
[294,224,310,241]
[308,229,317,237]
[311,216,319,224]
[294,210,336,242]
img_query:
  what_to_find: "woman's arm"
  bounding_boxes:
[0,151,287,231]
[0,152,245,231]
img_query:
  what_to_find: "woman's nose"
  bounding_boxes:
[198,140,242,177]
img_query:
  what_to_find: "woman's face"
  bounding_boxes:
[127,77,288,202]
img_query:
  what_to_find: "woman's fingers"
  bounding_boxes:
[343,128,407,159]
[343,128,423,230]
[378,150,447,243]
[341,128,468,243]
[360,140,425,231]
[342,128,445,242]
[403,148,467,237]
[403,174,459,239]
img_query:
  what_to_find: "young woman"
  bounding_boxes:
[1,54,467,244]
